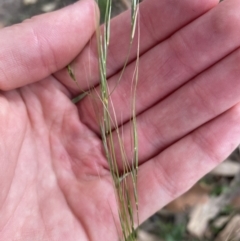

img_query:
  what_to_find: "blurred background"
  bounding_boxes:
[0,0,239,240]
[0,0,128,26]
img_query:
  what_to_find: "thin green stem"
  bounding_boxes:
[68,1,140,240]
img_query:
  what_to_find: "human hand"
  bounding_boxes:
[1,0,240,240]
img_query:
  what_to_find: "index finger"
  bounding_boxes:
[0,0,98,91]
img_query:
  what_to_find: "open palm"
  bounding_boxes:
[1,0,240,240]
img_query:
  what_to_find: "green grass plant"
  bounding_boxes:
[68,1,140,240]
[96,1,140,240]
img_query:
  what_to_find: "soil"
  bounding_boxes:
[0,0,128,27]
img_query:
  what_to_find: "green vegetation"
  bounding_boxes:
[97,0,108,23]
[96,1,140,240]
[68,1,140,240]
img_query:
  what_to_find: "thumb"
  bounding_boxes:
[0,0,98,91]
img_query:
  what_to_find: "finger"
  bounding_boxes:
[135,103,240,224]
[111,45,240,169]
[54,0,218,94]
[78,0,240,132]
[0,0,98,91]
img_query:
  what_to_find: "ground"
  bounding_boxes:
[0,0,128,26]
